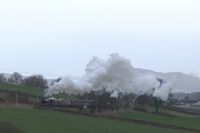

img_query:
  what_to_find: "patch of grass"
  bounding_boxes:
[118,110,200,129]
[0,121,24,133]
[0,82,43,97]
[0,107,189,133]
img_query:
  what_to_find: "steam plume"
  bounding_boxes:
[46,54,171,101]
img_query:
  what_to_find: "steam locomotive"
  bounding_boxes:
[40,96,118,113]
[40,97,97,111]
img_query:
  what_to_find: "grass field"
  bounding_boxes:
[118,110,200,129]
[0,82,43,97]
[0,121,24,133]
[0,107,190,133]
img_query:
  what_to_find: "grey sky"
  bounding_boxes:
[0,0,200,78]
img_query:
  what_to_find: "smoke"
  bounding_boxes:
[110,90,119,98]
[46,54,172,101]
[132,75,160,95]
[153,83,172,101]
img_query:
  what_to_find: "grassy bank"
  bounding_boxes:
[0,82,43,97]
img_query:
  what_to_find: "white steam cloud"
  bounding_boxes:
[46,54,172,101]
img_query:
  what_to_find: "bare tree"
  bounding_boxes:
[0,73,7,83]
[23,75,48,88]
[8,72,23,84]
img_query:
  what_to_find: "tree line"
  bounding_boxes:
[0,72,48,89]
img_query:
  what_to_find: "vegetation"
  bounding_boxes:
[0,74,7,83]
[118,110,200,129]
[0,82,43,97]
[0,72,48,89]
[0,121,24,133]
[8,72,23,85]
[23,75,48,88]
[0,107,189,133]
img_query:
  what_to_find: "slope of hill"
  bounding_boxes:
[0,82,43,97]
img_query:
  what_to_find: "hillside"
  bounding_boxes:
[0,82,43,97]
[135,68,200,93]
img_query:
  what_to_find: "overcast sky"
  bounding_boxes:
[0,0,200,78]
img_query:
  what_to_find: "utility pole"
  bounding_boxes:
[16,91,19,105]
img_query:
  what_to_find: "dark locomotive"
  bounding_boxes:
[40,90,119,113]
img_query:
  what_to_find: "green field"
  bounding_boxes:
[118,110,200,129]
[0,121,24,133]
[0,82,43,97]
[0,107,190,133]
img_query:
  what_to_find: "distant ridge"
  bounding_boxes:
[134,68,200,93]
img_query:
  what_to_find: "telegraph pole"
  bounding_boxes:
[16,90,19,105]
